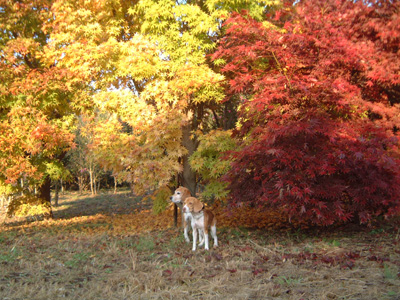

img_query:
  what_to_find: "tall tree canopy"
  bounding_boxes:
[0,0,88,205]
[213,0,400,225]
[0,0,280,201]
[2,0,399,227]
[46,0,280,195]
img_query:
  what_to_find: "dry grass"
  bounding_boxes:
[0,191,399,300]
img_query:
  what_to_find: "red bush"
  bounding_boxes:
[213,0,400,225]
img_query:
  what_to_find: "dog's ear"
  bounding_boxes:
[181,187,191,201]
[193,198,204,213]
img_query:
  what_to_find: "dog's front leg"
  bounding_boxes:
[183,217,190,243]
[192,225,197,251]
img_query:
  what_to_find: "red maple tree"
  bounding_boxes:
[213,0,400,225]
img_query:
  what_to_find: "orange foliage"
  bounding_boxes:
[111,209,176,233]
[212,203,309,230]
[110,203,309,234]
[2,200,308,235]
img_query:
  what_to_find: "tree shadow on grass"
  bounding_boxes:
[0,190,154,228]
[52,190,151,220]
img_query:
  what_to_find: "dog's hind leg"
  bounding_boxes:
[198,228,205,246]
[211,225,218,248]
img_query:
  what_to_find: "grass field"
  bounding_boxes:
[0,191,399,300]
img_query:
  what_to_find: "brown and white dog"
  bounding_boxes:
[183,196,218,251]
[170,186,202,244]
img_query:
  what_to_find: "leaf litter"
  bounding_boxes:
[0,191,399,299]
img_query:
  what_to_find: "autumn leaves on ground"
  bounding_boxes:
[0,191,399,300]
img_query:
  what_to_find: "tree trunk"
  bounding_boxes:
[130,182,135,196]
[93,174,97,195]
[174,203,178,227]
[224,101,237,130]
[20,178,24,196]
[181,123,197,196]
[113,176,117,194]
[38,176,53,219]
[78,175,83,194]
[54,180,59,207]
[61,178,64,194]
[89,166,94,195]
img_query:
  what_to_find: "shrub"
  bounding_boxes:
[151,186,172,215]
[213,0,400,225]
[190,129,237,201]
[7,195,52,220]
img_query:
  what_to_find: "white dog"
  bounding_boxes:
[183,196,218,251]
[170,186,203,244]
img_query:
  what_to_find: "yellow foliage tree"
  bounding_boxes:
[42,0,280,198]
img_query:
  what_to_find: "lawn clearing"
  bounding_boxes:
[0,191,399,300]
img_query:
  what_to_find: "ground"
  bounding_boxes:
[0,190,399,300]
